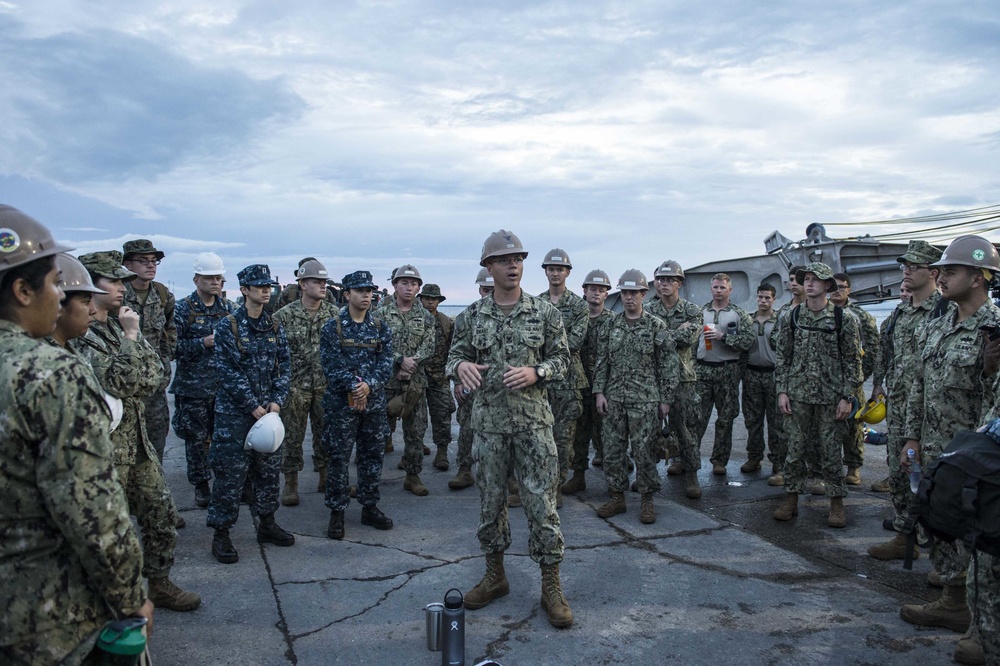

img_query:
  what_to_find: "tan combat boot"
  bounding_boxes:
[561,471,586,495]
[773,493,799,521]
[868,533,918,561]
[540,563,573,628]
[844,467,861,485]
[464,553,509,610]
[828,496,846,528]
[433,447,450,471]
[281,472,299,507]
[556,486,563,509]
[317,468,327,493]
[508,476,522,507]
[384,436,394,453]
[900,584,972,633]
[685,471,702,499]
[640,493,656,524]
[148,577,201,612]
[448,467,475,490]
[871,477,891,493]
[954,625,985,665]
[403,474,429,496]
[667,460,684,475]
[597,492,626,518]
[740,459,761,473]
[767,472,785,486]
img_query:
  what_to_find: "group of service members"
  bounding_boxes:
[3,202,999,662]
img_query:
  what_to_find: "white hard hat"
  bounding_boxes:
[245,412,285,453]
[103,392,124,432]
[193,252,226,276]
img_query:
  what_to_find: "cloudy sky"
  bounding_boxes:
[1,1,998,302]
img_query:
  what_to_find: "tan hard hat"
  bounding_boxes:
[0,205,73,279]
[653,260,685,280]
[475,267,494,287]
[392,264,423,285]
[296,259,329,281]
[56,253,107,294]
[582,269,611,288]
[617,269,649,291]
[541,248,572,269]
[480,229,527,267]
[932,235,1000,274]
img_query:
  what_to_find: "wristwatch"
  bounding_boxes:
[534,365,548,381]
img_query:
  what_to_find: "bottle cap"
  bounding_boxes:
[444,588,464,609]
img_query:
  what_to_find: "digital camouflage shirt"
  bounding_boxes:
[124,281,176,389]
[446,291,569,434]
[846,301,880,382]
[592,310,679,405]
[170,292,236,399]
[273,299,339,391]
[647,297,703,383]
[212,306,291,415]
[539,289,589,390]
[374,297,435,390]
[424,310,454,384]
[320,306,394,412]
[580,309,614,386]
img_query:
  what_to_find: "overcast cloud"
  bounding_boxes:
[1,0,998,301]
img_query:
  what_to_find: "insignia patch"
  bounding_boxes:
[973,249,986,261]
[0,228,20,253]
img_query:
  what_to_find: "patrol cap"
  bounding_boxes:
[542,248,572,269]
[653,260,685,281]
[193,252,225,276]
[392,264,423,285]
[122,239,164,261]
[896,240,943,266]
[475,267,494,287]
[295,259,329,281]
[0,205,73,279]
[237,264,277,287]
[795,262,837,293]
[79,251,137,282]
[418,283,446,301]
[343,270,377,290]
[931,235,1000,275]
[617,268,649,291]
[480,229,527,267]
[582,269,611,288]
[56,253,107,294]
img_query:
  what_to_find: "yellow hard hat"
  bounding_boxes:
[859,396,886,425]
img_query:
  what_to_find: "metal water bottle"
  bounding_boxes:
[442,588,465,666]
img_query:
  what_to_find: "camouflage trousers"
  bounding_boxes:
[281,386,328,474]
[741,368,786,468]
[970,551,1000,664]
[571,391,603,472]
[425,377,456,448]
[207,412,281,529]
[386,385,428,476]
[837,386,865,469]
[172,395,215,486]
[143,386,170,462]
[601,400,661,494]
[0,621,106,666]
[323,407,388,512]
[114,446,178,579]
[664,381,701,471]
[694,361,742,466]
[783,400,847,498]
[473,428,564,566]
[548,388,582,483]
[456,393,474,470]
[885,395,911,531]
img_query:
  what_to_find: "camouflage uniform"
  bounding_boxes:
[572,309,614,471]
[741,311,786,468]
[648,297,704,471]
[970,551,1000,663]
[274,282,339,311]
[446,291,569,565]
[272,299,338,474]
[539,288,589,482]
[74,314,181,579]
[904,299,1000,584]
[207,304,291,529]
[425,309,456,450]
[124,279,176,461]
[376,298,435,474]
[774,302,863,497]
[1,322,145,666]
[321,306,394,510]
[593,311,679,493]
[694,302,755,467]
[838,301,879,471]
[452,309,476,471]
[873,291,945,531]
[170,292,236,487]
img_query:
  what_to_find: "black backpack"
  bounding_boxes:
[903,430,1000,568]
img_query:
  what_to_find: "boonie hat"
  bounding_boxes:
[122,239,164,261]
[79,251,137,282]
[896,240,943,266]
[795,262,837,293]
[418,284,446,301]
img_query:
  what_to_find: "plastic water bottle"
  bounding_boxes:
[907,449,922,493]
[442,588,465,666]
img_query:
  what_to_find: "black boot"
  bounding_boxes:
[212,528,238,564]
[257,514,295,546]
[361,505,393,530]
[328,510,345,540]
[194,480,211,508]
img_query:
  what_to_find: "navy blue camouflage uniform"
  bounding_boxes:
[207,298,291,530]
[170,292,235,487]
[321,275,394,512]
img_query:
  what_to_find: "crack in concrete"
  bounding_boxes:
[255,518,298,665]
[276,555,474,587]
[480,605,540,662]
[289,572,414,640]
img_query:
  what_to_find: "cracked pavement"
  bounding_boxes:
[152,405,959,665]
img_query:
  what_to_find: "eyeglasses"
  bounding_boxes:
[654,277,680,284]
[129,258,161,267]
[493,256,524,266]
[899,262,929,273]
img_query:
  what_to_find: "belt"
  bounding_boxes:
[746,364,775,373]
[696,359,740,367]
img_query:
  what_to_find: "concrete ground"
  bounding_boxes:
[152,406,959,665]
